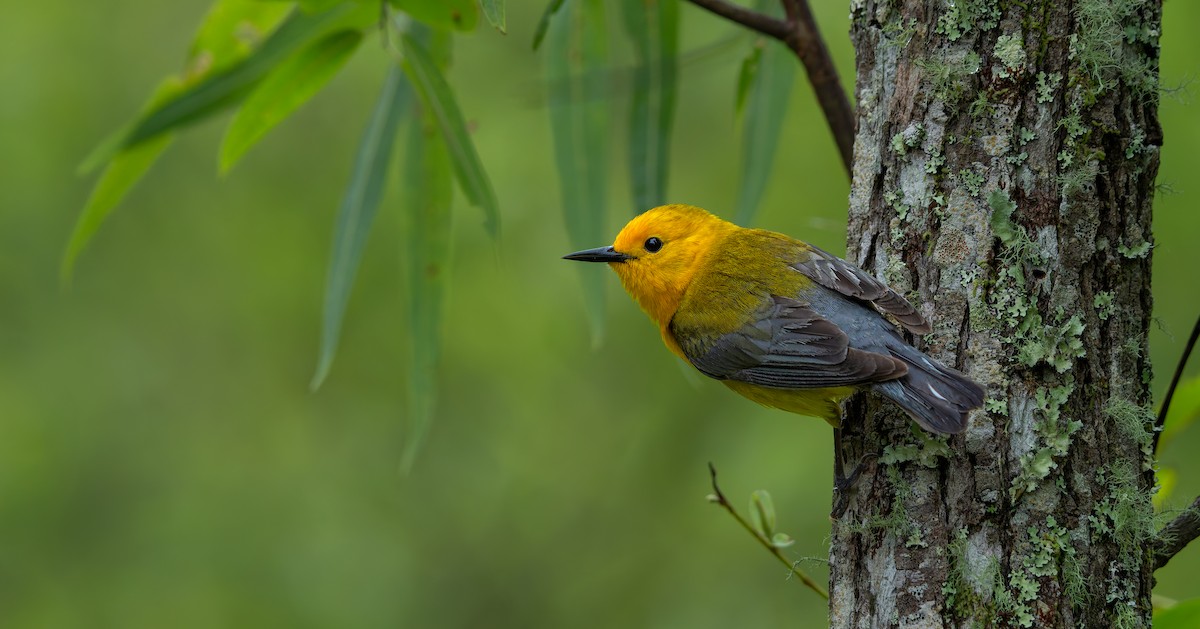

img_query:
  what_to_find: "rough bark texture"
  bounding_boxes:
[829,1,1162,627]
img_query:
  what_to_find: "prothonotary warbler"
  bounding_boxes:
[564,204,985,436]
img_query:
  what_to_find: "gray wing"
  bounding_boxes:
[791,245,932,334]
[679,295,908,389]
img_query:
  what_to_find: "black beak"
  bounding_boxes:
[562,246,632,263]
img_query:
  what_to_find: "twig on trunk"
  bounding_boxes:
[1153,312,1200,453]
[684,0,855,175]
[706,463,829,599]
[1153,495,1200,570]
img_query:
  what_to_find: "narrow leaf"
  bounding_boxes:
[531,0,566,51]
[389,0,478,32]
[399,102,454,472]
[86,3,373,170]
[311,65,412,390]
[749,489,776,538]
[735,43,763,118]
[734,36,794,226]
[400,33,499,238]
[545,0,610,344]
[480,0,506,33]
[62,135,174,282]
[620,0,679,213]
[221,30,363,173]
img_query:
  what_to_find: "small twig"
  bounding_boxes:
[707,463,829,599]
[683,0,856,176]
[1153,495,1200,571]
[1154,312,1200,453]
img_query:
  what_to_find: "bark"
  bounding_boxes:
[829,1,1163,627]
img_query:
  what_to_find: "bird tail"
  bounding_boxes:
[872,346,985,434]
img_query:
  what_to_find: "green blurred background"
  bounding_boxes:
[2,1,1199,626]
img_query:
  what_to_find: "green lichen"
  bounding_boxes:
[943,528,1008,625]
[936,0,1000,42]
[1104,398,1155,469]
[984,398,1008,414]
[1018,127,1036,145]
[915,50,982,105]
[1071,0,1159,100]
[880,424,951,468]
[1117,240,1152,258]
[1007,516,1085,627]
[1011,380,1082,499]
[994,34,1027,79]
[958,166,986,197]
[1088,461,1156,624]
[849,466,924,547]
[1017,312,1086,372]
[1094,291,1115,321]
[1036,71,1062,104]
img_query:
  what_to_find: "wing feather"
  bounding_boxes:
[791,245,932,334]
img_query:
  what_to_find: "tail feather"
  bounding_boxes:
[873,348,985,434]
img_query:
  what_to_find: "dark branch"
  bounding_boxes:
[1153,495,1200,571]
[1153,312,1200,453]
[685,0,789,40]
[683,0,856,176]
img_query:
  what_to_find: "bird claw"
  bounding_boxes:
[831,452,878,518]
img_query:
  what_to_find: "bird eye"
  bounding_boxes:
[644,237,663,253]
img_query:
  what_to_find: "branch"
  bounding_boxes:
[683,0,856,175]
[1153,312,1200,453]
[1153,495,1200,571]
[685,0,789,40]
[706,463,829,599]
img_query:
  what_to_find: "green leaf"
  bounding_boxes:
[545,0,610,344]
[86,3,374,170]
[399,98,454,472]
[1160,374,1200,451]
[311,65,412,390]
[400,32,499,238]
[220,30,363,173]
[531,0,566,51]
[735,43,763,118]
[62,135,174,282]
[734,34,794,226]
[1155,598,1200,629]
[771,532,795,548]
[79,0,292,174]
[749,489,776,538]
[389,0,478,32]
[480,0,506,33]
[1153,466,1176,510]
[620,0,679,213]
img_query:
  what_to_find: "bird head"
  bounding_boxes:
[563,204,737,327]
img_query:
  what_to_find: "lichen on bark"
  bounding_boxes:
[830,0,1162,626]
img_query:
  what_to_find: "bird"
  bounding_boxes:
[563,204,985,446]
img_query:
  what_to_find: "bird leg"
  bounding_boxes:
[832,427,876,518]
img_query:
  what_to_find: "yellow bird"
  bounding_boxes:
[564,204,984,438]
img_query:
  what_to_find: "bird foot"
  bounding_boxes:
[831,452,878,518]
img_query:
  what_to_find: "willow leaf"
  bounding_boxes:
[734,36,794,226]
[546,0,609,344]
[480,0,506,33]
[389,0,478,32]
[61,135,174,282]
[620,0,679,213]
[400,32,499,238]
[531,0,565,51]
[311,65,412,390]
[221,30,363,173]
[399,106,454,472]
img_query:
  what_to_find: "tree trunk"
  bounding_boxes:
[830,1,1162,627]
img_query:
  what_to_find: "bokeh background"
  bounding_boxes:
[2,1,1199,627]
